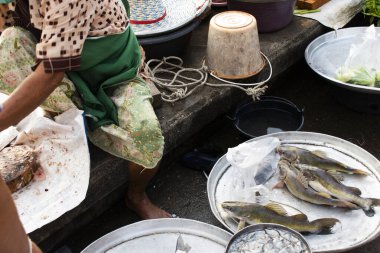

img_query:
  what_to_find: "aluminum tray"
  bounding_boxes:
[305,27,380,95]
[207,131,380,252]
[81,218,232,253]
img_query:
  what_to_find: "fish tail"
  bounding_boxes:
[312,218,340,233]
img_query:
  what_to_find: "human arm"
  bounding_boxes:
[0,177,42,253]
[0,63,64,132]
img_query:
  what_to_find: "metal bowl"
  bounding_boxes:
[305,27,380,113]
[225,223,312,253]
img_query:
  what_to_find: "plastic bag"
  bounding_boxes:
[226,137,281,186]
[336,25,380,87]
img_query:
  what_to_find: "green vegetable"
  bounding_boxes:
[362,0,380,25]
[336,68,376,87]
[294,9,321,15]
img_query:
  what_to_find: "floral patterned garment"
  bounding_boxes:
[1,0,130,73]
[0,27,164,169]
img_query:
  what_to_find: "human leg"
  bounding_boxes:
[126,161,171,219]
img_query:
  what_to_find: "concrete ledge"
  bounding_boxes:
[30,15,328,251]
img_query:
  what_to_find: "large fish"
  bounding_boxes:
[301,167,380,216]
[277,146,369,176]
[277,160,358,209]
[222,201,340,234]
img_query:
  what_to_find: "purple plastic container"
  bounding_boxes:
[227,0,296,33]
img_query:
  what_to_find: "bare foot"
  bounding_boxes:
[125,191,172,219]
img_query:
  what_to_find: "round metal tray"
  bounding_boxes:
[305,27,380,95]
[207,131,380,252]
[81,218,232,253]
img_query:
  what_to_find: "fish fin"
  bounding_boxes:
[333,164,369,176]
[291,213,309,221]
[273,181,285,189]
[265,203,288,216]
[309,180,330,194]
[316,192,332,199]
[312,218,340,233]
[347,186,362,196]
[310,150,328,159]
[237,219,246,231]
[351,169,370,176]
[296,171,309,189]
[327,170,345,182]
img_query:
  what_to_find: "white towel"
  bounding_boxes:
[295,0,364,30]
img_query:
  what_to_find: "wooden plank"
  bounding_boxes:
[297,0,330,10]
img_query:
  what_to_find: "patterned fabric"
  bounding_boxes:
[0,27,164,169]
[66,25,141,130]
[88,79,164,169]
[0,27,79,112]
[0,0,130,73]
[130,0,166,22]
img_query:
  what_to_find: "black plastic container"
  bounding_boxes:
[233,96,304,138]
[138,20,201,60]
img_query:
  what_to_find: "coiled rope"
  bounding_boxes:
[141,52,273,103]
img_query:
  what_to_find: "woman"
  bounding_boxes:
[0,0,169,227]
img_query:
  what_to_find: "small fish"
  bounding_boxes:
[277,146,369,176]
[301,167,380,216]
[222,201,340,234]
[277,160,358,209]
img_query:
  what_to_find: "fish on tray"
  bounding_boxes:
[277,145,369,176]
[276,160,358,209]
[221,201,340,234]
[298,165,380,217]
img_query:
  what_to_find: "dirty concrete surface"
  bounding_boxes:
[57,61,380,253]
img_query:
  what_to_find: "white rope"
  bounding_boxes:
[141,52,273,103]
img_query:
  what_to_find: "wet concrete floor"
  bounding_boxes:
[58,61,380,253]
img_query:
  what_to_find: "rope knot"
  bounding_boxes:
[166,88,187,100]
[246,85,268,101]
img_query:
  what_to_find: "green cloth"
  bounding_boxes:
[67,0,141,130]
